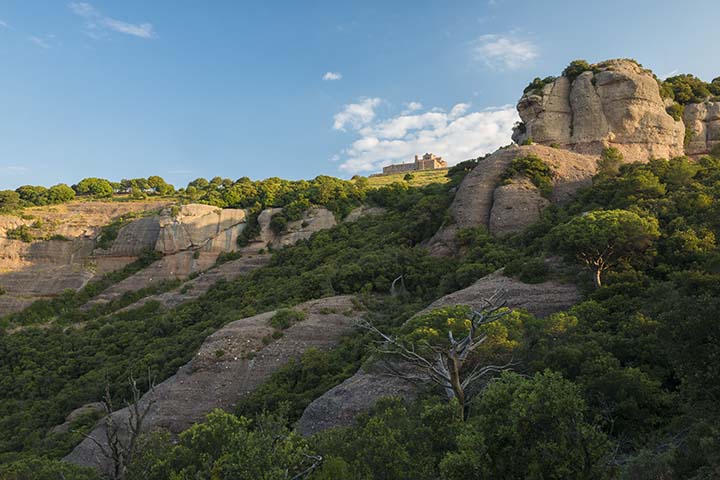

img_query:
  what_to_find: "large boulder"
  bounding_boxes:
[513,59,685,161]
[65,295,364,474]
[683,101,720,156]
[297,270,580,435]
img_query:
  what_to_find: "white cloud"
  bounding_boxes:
[69,2,155,39]
[333,102,519,174]
[332,97,381,131]
[323,71,343,81]
[0,20,8,29]
[29,36,50,49]
[402,101,423,114]
[473,34,538,70]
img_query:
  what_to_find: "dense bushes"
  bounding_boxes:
[500,154,553,197]
[661,74,720,104]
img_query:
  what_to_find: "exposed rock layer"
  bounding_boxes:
[65,295,363,474]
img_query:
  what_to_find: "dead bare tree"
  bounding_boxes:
[358,294,515,420]
[83,373,156,480]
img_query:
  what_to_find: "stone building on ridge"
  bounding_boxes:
[382,153,448,175]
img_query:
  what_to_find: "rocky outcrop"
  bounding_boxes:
[51,402,105,435]
[297,369,417,436]
[112,254,271,312]
[418,269,581,318]
[489,178,550,237]
[244,207,338,253]
[683,101,720,156]
[345,206,387,223]
[513,59,685,161]
[427,144,597,253]
[155,204,247,255]
[297,271,580,435]
[65,295,363,474]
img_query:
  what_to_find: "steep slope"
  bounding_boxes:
[65,295,363,474]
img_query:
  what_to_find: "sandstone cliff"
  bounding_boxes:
[1,202,340,317]
[512,59,685,161]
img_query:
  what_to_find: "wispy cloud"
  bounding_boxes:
[323,71,343,81]
[473,34,538,70]
[0,165,30,174]
[333,101,518,174]
[0,20,9,29]
[333,98,382,131]
[29,35,50,49]
[69,2,155,39]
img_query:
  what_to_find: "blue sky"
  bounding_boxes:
[1,0,719,189]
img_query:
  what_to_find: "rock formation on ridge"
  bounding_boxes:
[512,59,685,161]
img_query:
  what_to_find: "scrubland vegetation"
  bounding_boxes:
[2,150,720,479]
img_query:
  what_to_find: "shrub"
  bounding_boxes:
[597,146,624,175]
[6,225,33,242]
[403,173,415,181]
[523,76,557,94]
[270,308,306,330]
[666,102,684,121]
[501,154,553,197]
[269,213,288,234]
[562,59,593,82]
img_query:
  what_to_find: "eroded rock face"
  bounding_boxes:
[297,270,581,435]
[244,207,338,253]
[65,295,363,474]
[428,144,597,253]
[489,178,550,237]
[155,204,247,254]
[513,59,685,161]
[683,101,720,156]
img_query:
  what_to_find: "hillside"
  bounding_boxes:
[1,59,720,479]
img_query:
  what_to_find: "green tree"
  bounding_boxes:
[130,409,316,480]
[562,59,593,81]
[147,176,174,195]
[549,209,660,287]
[15,185,49,206]
[597,147,624,176]
[47,183,76,204]
[440,371,613,480]
[0,190,21,212]
[74,177,114,198]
